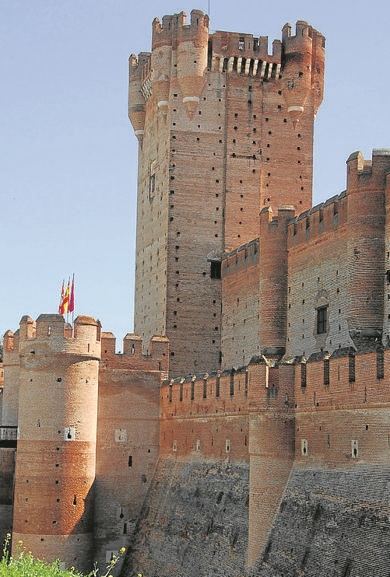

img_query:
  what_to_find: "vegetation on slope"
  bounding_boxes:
[0,535,126,577]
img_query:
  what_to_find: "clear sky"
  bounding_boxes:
[1,0,388,344]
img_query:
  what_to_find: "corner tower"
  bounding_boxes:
[11,314,101,573]
[129,11,325,377]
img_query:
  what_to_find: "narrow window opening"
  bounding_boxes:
[351,440,358,459]
[377,349,384,379]
[324,358,330,386]
[349,352,355,383]
[301,362,307,388]
[316,306,328,334]
[128,456,133,467]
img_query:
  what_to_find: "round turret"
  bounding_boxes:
[281,21,314,128]
[128,54,147,141]
[2,328,22,427]
[177,10,209,118]
[12,314,101,573]
[151,45,172,114]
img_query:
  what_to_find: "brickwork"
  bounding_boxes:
[383,163,390,345]
[295,349,390,465]
[287,149,390,359]
[11,315,101,573]
[129,11,324,378]
[93,334,167,570]
[221,240,260,369]
[160,368,250,461]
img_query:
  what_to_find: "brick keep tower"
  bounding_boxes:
[129,11,325,377]
[11,314,101,573]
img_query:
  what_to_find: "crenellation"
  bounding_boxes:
[347,149,390,191]
[288,192,348,246]
[223,238,260,276]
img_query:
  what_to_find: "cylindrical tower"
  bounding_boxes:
[128,53,148,142]
[151,16,173,115]
[258,206,295,358]
[346,150,389,336]
[12,314,101,573]
[281,21,320,127]
[177,10,209,118]
[2,329,21,426]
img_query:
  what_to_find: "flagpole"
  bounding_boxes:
[70,273,75,327]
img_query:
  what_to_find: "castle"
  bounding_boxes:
[1,9,390,577]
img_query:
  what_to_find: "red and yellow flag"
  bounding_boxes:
[59,279,70,315]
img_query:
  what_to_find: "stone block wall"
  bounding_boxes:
[121,458,250,577]
[252,465,390,577]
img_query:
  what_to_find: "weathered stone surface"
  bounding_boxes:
[252,465,390,577]
[122,458,249,577]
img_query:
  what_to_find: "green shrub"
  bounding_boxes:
[0,535,127,577]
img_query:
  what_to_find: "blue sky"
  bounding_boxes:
[1,0,388,344]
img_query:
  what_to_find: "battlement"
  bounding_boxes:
[288,191,347,246]
[152,10,209,49]
[3,314,102,361]
[161,355,295,420]
[295,346,390,410]
[210,30,282,81]
[289,149,390,247]
[101,332,169,374]
[260,205,296,234]
[347,149,390,190]
[129,52,151,84]
[282,20,325,51]
[222,238,259,277]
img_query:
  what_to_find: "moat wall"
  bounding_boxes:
[121,458,250,577]
[252,464,390,577]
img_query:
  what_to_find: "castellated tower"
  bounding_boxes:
[129,11,325,377]
[11,314,101,573]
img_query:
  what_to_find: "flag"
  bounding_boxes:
[69,274,75,313]
[58,280,65,314]
[60,279,70,315]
